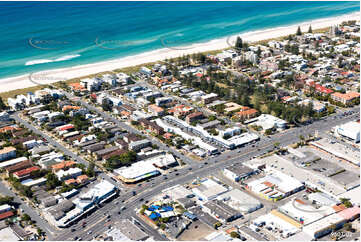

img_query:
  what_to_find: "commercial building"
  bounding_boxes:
[248,114,287,130]
[333,121,360,143]
[203,199,242,223]
[192,179,228,201]
[223,164,255,182]
[278,199,335,226]
[307,192,339,206]
[246,169,304,201]
[303,212,347,239]
[114,159,160,183]
[150,153,178,169]
[218,189,262,213]
[310,138,360,166]
[56,180,117,227]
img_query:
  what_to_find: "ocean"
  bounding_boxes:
[0,1,359,79]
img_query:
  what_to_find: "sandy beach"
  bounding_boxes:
[0,12,359,94]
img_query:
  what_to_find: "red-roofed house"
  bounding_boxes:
[69,82,86,92]
[0,211,14,220]
[13,166,40,180]
[236,107,259,121]
[55,124,75,132]
[51,160,76,172]
[65,178,77,186]
[148,104,164,116]
[185,112,204,124]
[307,82,334,96]
[76,174,89,184]
[169,105,193,118]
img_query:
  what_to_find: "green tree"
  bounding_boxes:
[86,162,96,177]
[159,223,166,230]
[0,196,14,205]
[296,26,302,35]
[235,37,243,49]
[340,198,353,208]
[265,129,273,135]
[105,151,137,169]
[45,173,61,190]
[343,223,352,232]
[22,214,31,221]
[214,222,222,229]
[0,97,7,111]
[230,231,240,238]
[102,98,113,112]
[37,228,43,236]
[308,25,312,33]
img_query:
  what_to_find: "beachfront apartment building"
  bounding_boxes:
[0,147,16,162]
[331,91,360,105]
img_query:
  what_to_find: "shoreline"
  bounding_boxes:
[0,11,359,95]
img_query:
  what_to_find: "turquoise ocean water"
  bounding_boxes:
[0,1,359,79]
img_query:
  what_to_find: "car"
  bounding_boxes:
[204,162,208,165]
[74,236,78,240]
[139,198,144,202]
[163,176,168,180]
[87,231,92,235]
[71,228,76,232]
[132,191,136,196]
[188,167,192,170]
[175,173,179,176]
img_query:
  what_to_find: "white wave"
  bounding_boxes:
[25,54,80,66]
[54,54,80,62]
[25,59,53,66]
